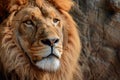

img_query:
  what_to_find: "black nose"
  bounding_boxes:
[41,38,59,46]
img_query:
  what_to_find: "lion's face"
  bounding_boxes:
[12,5,63,72]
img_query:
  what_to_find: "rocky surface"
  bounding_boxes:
[71,0,120,80]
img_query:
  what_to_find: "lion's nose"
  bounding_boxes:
[41,38,59,46]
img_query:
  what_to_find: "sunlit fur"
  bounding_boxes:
[0,0,82,80]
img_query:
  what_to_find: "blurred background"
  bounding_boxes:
[71,0,120,80]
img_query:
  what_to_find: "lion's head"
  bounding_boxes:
[12,4,64,72]
[0,0,81,80]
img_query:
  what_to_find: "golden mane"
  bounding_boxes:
[0,0,82,80]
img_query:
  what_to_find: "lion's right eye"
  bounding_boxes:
[52,18,60,26]
[53,18,60,23]
[23,20,34,27]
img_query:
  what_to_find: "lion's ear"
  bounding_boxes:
[0,0,27,23]
[48,0,73,12]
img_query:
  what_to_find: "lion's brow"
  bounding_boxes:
[40,7,49,17]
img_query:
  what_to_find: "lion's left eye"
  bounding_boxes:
[53,18,60,26]
[23,20,34,27]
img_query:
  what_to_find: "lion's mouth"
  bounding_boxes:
[25,46,62,71]
[42,53,59,59]
[34,51,61,71]
[33,53,59,63]
[33,53,60,63]
[40,46,60,60]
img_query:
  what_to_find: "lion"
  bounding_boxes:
[0,0,82,80]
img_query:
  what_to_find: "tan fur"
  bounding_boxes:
[0,0,82,80]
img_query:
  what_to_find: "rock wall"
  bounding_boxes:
[71,0,120,80]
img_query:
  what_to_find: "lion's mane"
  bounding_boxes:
[0,0,82,80]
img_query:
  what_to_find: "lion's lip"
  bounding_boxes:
[42,53,59,59]
[33,53,59,63]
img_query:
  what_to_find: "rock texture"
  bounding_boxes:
[71,0,120,80]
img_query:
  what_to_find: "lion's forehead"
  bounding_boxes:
[18,6,60,20]
[25,7,42,17]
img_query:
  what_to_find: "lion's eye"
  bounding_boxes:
[53,18,60,23]
[23,20,34,27]
[53,18,60,26]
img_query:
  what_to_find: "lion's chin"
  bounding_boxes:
[35,56,60,72]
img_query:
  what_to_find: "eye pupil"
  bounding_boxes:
[23,20,33,25]
[23,20,35,27]
[53,18,59,23]
[26,20,32,25]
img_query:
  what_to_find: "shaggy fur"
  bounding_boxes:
[0,0,82,80]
